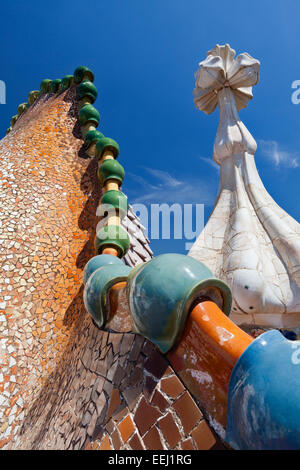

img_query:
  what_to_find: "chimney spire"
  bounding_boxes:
[190,44,300,329]
[193,43,259,164]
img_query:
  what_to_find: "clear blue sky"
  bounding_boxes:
[1,0,299,255]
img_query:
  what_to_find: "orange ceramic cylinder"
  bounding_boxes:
[101,247,119,256]
[190,301,253,365]
[167,300,253,430]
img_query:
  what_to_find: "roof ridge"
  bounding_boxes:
[5,65,94,135]
[5,65,154,264]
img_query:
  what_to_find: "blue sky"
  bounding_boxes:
[0,0,299,255]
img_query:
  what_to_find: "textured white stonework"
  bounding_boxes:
[190,44,300,328]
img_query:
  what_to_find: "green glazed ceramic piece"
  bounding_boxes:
[10,115,18,126]
[61,75,74,91]
[84,264,132,328]
[6,127,12,135]
[74,66,94,84]
[79,104,100,127]
[28,90,40,105]
[40,79,52,94]
[98,159,125,185]
[83,254,124,285]
[100,190,129,217]
[77,81,98,103]
[94,225,130,257]
[49,79,62,93]
[17,103,29,115]
[96,137,119,159]
[126,253,232,353]
[85,129,104,147]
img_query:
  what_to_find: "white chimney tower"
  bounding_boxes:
[190,44,300,328]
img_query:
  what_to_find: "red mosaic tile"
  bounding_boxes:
[158,412,181,448]
[106,389,122,422]
[99,434,112,450]
[160,375,185,399]
[118,415,135,443]
[173,391,203,435]
[150,390,169,413]
[128,433,144,450]
[192,420,216,450]
[144,426,164,450]
[111,429,122,450]
[133,397,162,437]
[181,437,195,450]
[145,350,168,379]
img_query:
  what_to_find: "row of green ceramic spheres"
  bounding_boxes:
[6,65,131,257]
[71,69,131,258]
[83,128,130,258]
[6,66,95,134]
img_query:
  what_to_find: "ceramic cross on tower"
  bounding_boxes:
[193,43,260,164]
[190,44,300,329]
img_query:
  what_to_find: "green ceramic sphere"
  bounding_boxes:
[40,79,52,94]
[84,264,132,328]
[77,81,98,103]
[61,75,74,91]
[98,159,125,185]
[10,115,18,126]
[83,254,124,285]
[28,90,40,105]
[85,129,104,147]
[100,190,129,217]
[94,225,130,257]
[74,66,94,83]
[17,103,29,115]
[79,104,100,127]
[49,79,62,93]
[96,137,119,159]
[126,253,232,353]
